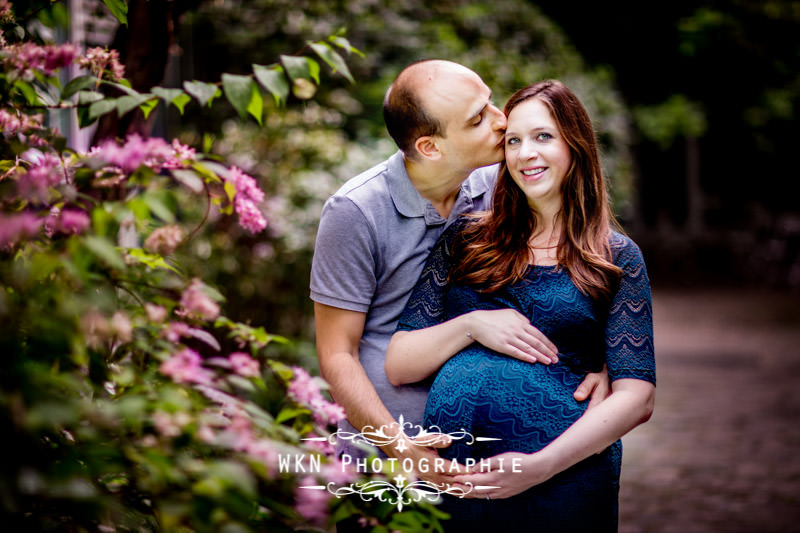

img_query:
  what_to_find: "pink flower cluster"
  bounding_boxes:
[0,211,41,248]
[44,207,90,237]
[3,41,79,79]
[225,167,267,234]
[144,225,183,255]
[88,134,195,174]
[78,46,125,81]
[0,109,43,137]
[0,0,12,24]
[179,278,220,321]
[159,347,214,385]
[287,367,346,427]
[294,461,355,527]
[229,352,261,378]
[16,153,64,203]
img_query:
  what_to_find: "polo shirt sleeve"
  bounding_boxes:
[310,195,378,313]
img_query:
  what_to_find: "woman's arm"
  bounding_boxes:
[385,308,558,386]
[456,378,654,499]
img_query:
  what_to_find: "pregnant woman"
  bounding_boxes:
[385,80,656,531]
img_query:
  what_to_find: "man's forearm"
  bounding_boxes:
[320,349,396,435]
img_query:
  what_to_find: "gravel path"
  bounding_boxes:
[619,287,800,532]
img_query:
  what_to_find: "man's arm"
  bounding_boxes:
[314,303,456,482]
[314,303,394,434]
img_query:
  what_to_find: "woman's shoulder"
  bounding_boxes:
[608,230,645,267]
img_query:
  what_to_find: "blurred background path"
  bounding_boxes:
[619,287,800,532]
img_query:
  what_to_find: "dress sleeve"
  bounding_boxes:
[395,218,465,331]
[309,195,377,313]
[605,234,656,385]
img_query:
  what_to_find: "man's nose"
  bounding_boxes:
[490,105,507,130]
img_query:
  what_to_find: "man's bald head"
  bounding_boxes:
[383,60,478,159]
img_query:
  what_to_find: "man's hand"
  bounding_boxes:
[467,309,558,364]
[380,432,462,486]
[573,364,611,409]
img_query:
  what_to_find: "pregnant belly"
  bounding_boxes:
[424,347,588,460]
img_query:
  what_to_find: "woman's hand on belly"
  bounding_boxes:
[451,450,554,499]
[465,309,559,364]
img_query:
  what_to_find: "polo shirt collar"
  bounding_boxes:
[386,151,492,224]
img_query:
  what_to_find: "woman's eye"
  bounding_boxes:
[536,132,553,141]
[506,137,519,145]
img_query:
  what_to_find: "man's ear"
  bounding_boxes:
[414,135,442,161]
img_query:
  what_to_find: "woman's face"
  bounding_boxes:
[504,98,572,209]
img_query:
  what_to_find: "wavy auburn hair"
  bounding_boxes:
[450,80,622,302]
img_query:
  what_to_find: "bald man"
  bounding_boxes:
[310,60,604,488]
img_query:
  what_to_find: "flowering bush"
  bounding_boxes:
[0,1,445,531]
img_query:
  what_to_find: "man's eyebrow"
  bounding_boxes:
[465,94,493,125]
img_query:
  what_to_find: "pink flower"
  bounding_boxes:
[179,279,220,321]
[144,225,183,255]
[294,476,331,528]
[79,47,125,80]
[246,439,279,476]
[43,43,80,74]
[323,459,357,486]
[0,109,43,137]
[229,352,260,378]
[89,134,173,173]
[162,139,196,170]
[163,321,190,342]
[110,311,133,343]
[0,212,42,247]
[288,367,345,427]
[58,209,90,234]
[3,42,78,78]
[17,153,64,203]
[145,303,168,323]
[0,1,13,24]
[160,348,214,385]
[224,167,267,234]
[152,411,182,438]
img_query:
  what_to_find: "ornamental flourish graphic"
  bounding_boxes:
[297,415,505,510]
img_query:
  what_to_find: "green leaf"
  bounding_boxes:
[275,406,309,424]
[252,64,289,106]
[101,0,128,26]
[172,93,191,114]
[89,98,118,120]
[101,80,139,97]
[139,98,158,119]
[280,55,319,84]
[247,85,263,125]
[61,76,97,99]
[222,73,255,120]
[309,42,354,83]
[143,194,175,223]
[127,248,180,273]
[328,35,365,57]
[13,80,39,105]
[77,90,104,105]
[171,169,205,193]
[152,87,190,113]
[183,80,220,107]
[83,236,126,270]
[115,93,155,117]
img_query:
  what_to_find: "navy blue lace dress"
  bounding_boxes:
[396,220,655,532]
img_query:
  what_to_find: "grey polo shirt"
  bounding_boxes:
[310,150,497,448]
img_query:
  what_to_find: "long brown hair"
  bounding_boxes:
[450,80,622,302]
